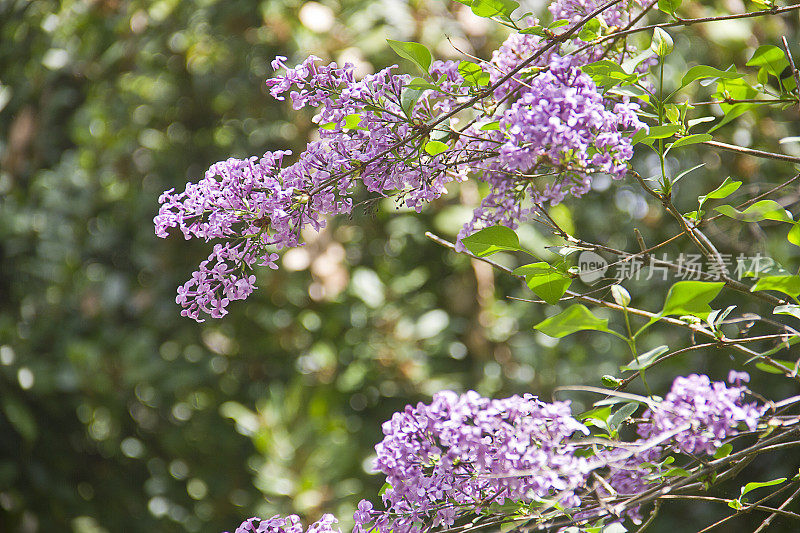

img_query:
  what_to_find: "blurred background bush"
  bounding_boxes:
[0,1,797,532]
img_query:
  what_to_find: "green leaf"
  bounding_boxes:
[667,133,712,152]
[609,402,639,432]
[534,304,612,338]
[621,49,656,74]
[709,102,763,132]
[424,140,449,156]
[752,275,800,298]
[387,39,432,74]
[620,345,669,371]
[741,477,787,497]
[343,114,365,130]
[479,121,500,131]
[698,177,741,210]
[471,0,519,21]
[406,77,440,91]
[581,60,639,89]
[665,467,691,477]
[519,26,546,36]
[714,200,793,223]
[461,226,521,257]
[713,443,733,459]
[650,27,674,57]
[788,223,800,247]
[728,499,743,510]
[756,358,797,373]
[660,281,725,319]
[657,0,682,14]
[687,116,716,130]
[526,271,572,305]
[578,18,603,42]
[400,85,426,116]
[548,19,569,29]
[579,406,612,423]
[747,45,790,80]
[774,304,800,320]
[458,60,490,87]
[513,262,552,276]
[680,65,742,88]
[632,124,680,145]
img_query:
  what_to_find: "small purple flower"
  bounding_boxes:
[638,374,764,455]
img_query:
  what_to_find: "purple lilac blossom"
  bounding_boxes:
[354,390,592,533]
[638,373,763,456]
[230,514,339,533]
[549,0,643,30]
[229,376,766,533]
[455,54,646,247]
[158,46,646,318]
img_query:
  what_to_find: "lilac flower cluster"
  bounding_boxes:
[637,373,764,455]
[228,374,766,533]
[455,54,645,245]
[231,514,339,533]
[156,57,469,319]
[549,0,643,30]
[354,390,591,533]
[156,9,647,319]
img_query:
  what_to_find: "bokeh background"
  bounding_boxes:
[1,1,798,532]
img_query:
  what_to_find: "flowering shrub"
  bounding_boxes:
[155,0,800,530]
[230,373,774,532]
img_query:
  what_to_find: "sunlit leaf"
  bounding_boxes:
[535,304,612,338]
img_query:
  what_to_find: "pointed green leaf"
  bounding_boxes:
[513,262,552,276]
[620,345,669,371]
[668,133,712,152]
[526,271,572,305]
[535,304,611,338]
[680,65,742,88]
[713,443,733,459]
[400,85,425,116]
[747,45,790,79]
[756,358,797,373]
[578,18,603,42]
[788,223,800,247]
[424,140,449,156]
[741,478,787,497]
[774,304,800,320]
[698,177,741,209]
[458,60,490,87]
[657,0,682,14]
[406,77,440,91]
[471,0,519,21]
[387,39,432,74]
[461,226,521,257]
[714,200,793,223]
[751,275,800,298]
[343,114,365,130]
[609,402,639,432]
[660,281,725,319]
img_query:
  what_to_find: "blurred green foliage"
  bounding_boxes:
[1,0,799,532]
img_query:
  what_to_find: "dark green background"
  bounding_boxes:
[1,1,798,532]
